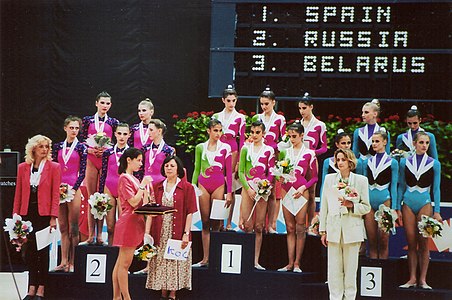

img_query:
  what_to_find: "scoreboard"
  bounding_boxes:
[209,0,452,101]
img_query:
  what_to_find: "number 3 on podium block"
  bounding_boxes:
[221,244,242,274]
[360,266,382,297]
[86,254,107,283]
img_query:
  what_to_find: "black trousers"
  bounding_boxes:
[23,197,51,287]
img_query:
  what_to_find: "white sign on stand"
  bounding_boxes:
[221,244,242,274]
[360,266,382,297]
[86,254,107,283]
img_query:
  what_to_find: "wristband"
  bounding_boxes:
[184,231,190,236]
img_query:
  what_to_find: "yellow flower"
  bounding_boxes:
[280,160,288,167]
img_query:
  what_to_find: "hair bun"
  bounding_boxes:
[371,99,379,104]
[304,92,309,97]
[265,85,271,91]
[337,128,344,134]
[227,84,233,89]
[410,105,418,111]
[379,127,387,134]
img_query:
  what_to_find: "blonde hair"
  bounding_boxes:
[334,148,357,171]
[363,98,381,115]
[24,134,52,164]
[139,98,154,111]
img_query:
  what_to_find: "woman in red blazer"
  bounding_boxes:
[146,155,197,300]
[13,135,61,300]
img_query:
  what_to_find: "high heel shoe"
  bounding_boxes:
[399,282,416,289]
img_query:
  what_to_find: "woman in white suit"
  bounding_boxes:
[319,149,371,300]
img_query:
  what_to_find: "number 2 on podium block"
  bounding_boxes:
[221,244,242,274]
[86,254,107,283]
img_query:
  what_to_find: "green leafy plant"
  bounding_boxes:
[172,111,214,154]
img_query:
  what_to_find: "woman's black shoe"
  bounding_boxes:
[22,296,34,300]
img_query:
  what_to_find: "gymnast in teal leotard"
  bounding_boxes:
[397,132,442,290]
[362,129,398,259]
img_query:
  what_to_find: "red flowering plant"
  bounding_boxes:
[173,110,214,153]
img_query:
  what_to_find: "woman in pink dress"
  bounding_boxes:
[112,147,152,300]
[52,116,87,272]
[99,123,131,245]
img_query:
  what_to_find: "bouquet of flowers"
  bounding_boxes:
[277,132,291,151]
[270,158,296,183]
[308,215,320,236]
[59,183,75,204]
[254,178,272,198]
[134,243,158,261]
[390,149,412,161]
[86,132,112,148]
[3,214,33,252]
[88,192,113,220]
[418,215,443,238]
[374,204,398,235]
[335,179,359,202]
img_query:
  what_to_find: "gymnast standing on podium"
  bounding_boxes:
[212,85,246,231]
[191,119,233,267]
[397,132,442,290]
[252,87,286,234]
[79,91,119,245]
[51,116,87,272]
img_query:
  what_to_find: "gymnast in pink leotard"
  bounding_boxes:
[99,123,131,245]
[52,116,87,272]
[128,98,154,149]
[192,119,233,267]
[79,91,119,245]
[277,122,318,273]
[251,87,286,234]
[213,85,246,231]
[238,120,275,270]
[298,93,327,225]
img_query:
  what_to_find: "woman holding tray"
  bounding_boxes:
[112,148,152,300]
[146,155,197,300]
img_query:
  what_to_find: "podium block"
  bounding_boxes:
[209,231,255,275]
[73,245,119,298]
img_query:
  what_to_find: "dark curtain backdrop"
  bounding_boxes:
[1,0,220,154]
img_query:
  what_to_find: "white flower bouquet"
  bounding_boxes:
[374,204,398,235]
[88,192,113,220]
[59,183,75,204]
[418,215,443,238]
[3,214,33,251]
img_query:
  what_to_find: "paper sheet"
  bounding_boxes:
[163,239,192,261]
[432,220,452,252]
[36,226,61,251]
[210,199,230,220]
[281,187,308,216]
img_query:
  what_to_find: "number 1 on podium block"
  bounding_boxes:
[221,244,242,274]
